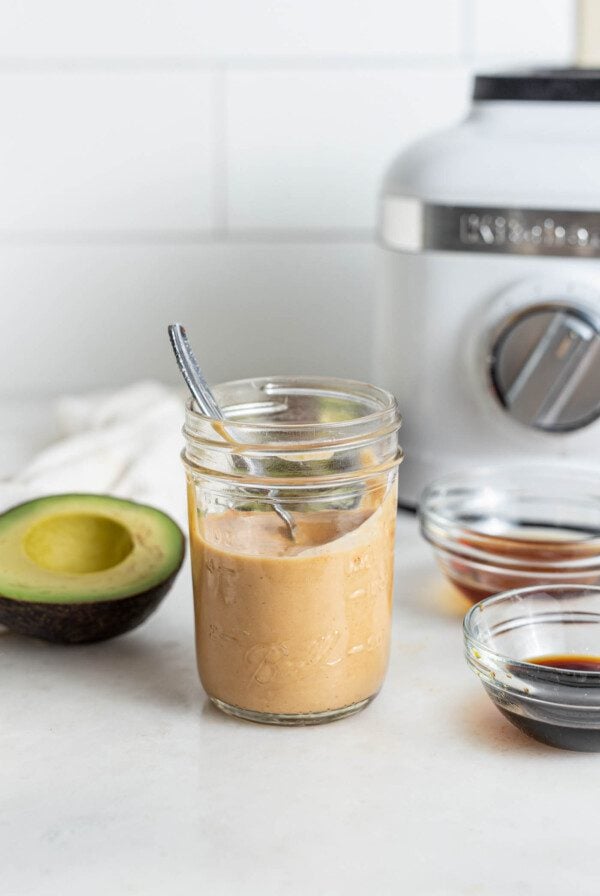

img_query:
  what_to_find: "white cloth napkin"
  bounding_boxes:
[1,382,188,527]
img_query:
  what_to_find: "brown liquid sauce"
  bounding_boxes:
[189,485,397,717]
[499,653,600,750]
[445,531,600,604]
[527,654,600,672]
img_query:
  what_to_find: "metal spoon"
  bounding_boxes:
[168,323,296,540]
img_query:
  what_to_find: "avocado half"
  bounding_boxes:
[0,494,185,644]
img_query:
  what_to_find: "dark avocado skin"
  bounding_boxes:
[0,555,185,645]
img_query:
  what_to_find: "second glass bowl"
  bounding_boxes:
[419,466,600,604]
[464,584,600,751]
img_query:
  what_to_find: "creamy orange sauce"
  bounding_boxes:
[189,485,397,717]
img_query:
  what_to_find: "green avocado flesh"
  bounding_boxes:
[0,494,184,603]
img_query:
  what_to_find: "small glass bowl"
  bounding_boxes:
[464,584,600,751]
[419,465,600,604]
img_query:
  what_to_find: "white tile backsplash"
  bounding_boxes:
[226,66,471,231]
[0,1,463,59]
[0,71,215,232]
[0,0,578,396]
[471,0,575,61]
[0,243,376,394]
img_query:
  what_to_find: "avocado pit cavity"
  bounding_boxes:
[24,513,134,575]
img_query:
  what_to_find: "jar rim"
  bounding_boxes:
[182,376,402,484]
[184,375,401,445]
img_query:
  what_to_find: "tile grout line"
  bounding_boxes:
[0,229,374,246]
[0,54,468,74]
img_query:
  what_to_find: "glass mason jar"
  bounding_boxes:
[182,376,402,725]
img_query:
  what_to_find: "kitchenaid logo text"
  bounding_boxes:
[459,211,600,251]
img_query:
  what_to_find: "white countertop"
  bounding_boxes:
[4,504,600,896]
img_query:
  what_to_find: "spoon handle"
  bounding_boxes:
[168,323,223,420]
[168,323,297,540]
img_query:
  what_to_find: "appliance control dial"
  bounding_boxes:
[491,303,600,432]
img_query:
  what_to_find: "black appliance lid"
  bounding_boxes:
[474,68,600,102]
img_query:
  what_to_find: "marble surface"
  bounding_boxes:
[2,499,600,894]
